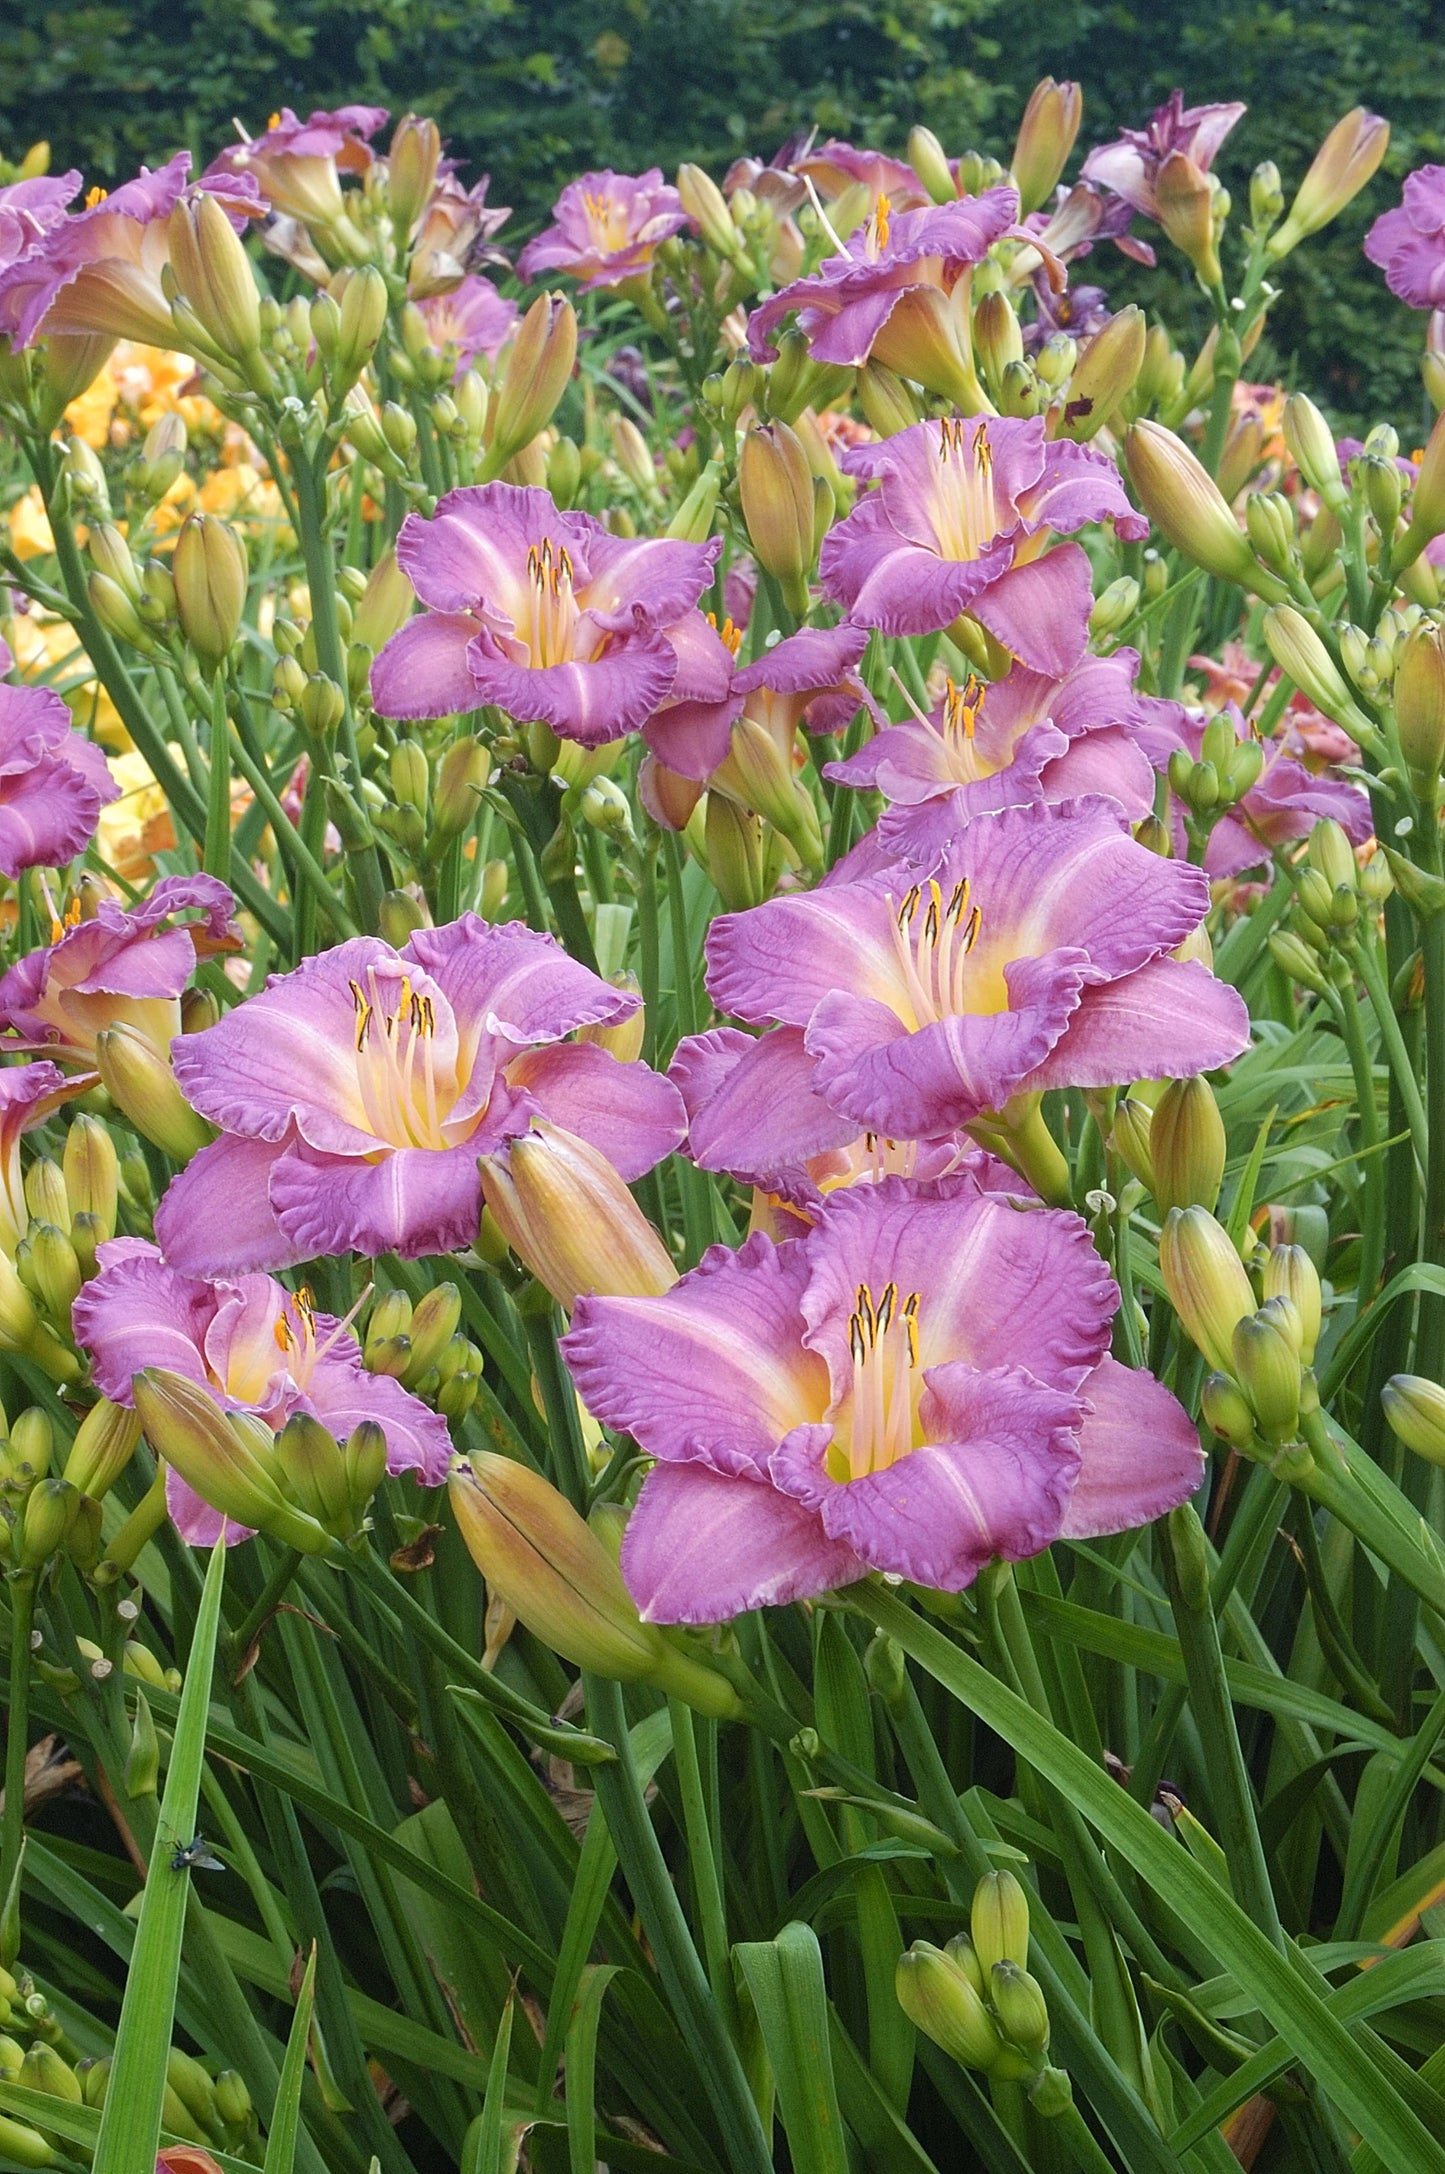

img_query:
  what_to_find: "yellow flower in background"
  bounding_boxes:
[95,749,175,882]
[65,364,122,450]
[3,609,128,748]
[7,488,55,559]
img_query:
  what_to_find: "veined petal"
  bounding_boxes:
[503,1040,685,1179]
[1061,1354,1204,1538]
[269,1137,485,1259]
[621,1459,865,1622]
[671,1025,856,1189]
[969,546,1094,677]
[153,1133,306,1275]
[1015,955,1251,1094]
[464,633,677,745]
[72,1240,217,1403]
[370,613,481,720]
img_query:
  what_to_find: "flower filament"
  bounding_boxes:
[886,877,982,1027]
[932,419,1000,562]
[831,1278,923,1480]
[348,967,450,1149]
[523,538,584,668]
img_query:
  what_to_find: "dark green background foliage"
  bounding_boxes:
[2,0,1444,430]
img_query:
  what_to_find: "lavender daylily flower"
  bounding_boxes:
[564,1175,1202,1620]
[0,174,82,272]
[1365,167,1445,309]
[0,638,118,875]
[827,650,1159,839]
[0,154,262,350]
[819,415,1147,677]
[0,1061,86,1253]
[705,796,1250,1142]
[517,169,689,290]
[370,482,727,751]
[1024,180,1155,269]
[745,188,1018,372]
[206,106,388,226]
[1080,92,1245,226]
[1132,699,1374,878]
[417,275,520,373]
[0,874,238,1061]
[645,618,877,792]
[407,172,512,297]
[792,141,934,212]
[73,1238,450,1545]
[153,915,685,1272]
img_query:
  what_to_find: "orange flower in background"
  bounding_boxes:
[156,2150,226,2174]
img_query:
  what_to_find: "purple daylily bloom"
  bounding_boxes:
[1024,180,1155,269]
[153,915,685,1273]
[517,169,689,291]
[206,106,388,227]
[0,638,118,876]
[1080,92,1245,225]
[647,618,878,787]
[746,188,1018,372]
[792,141,934,211]
[416,275,520,373]
[370,482,724,752]
[0,173,82,272]
[563,1174,1203,1620]
[819,415,1147,677]
[0,1060,86,1252]
[1132,699,1374,878]
[828,650,1159,838]
[1365,167,1445,309]
[0,154,262,350]
[705,796,1250,1141]
[1025,274,1113,351]
[73,1237,450,1546]
[669,1022,1015,1220]
[0,874,238,1061]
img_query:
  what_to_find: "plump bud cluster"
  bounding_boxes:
[896,1869,1069,2110]
[1162,1210,1323,1461]
[361,1282,482,1421]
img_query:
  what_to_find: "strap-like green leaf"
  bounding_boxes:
[93,1538,227,2174]
[262,1942,317,2174]
[734,1922,849,2174]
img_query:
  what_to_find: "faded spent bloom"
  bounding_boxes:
[517,168,689,290]
[564,1175,1202,1621]
[1080,91,1244,226]
[371,482,732,752]
[73,1238,450,1545]
[820,416,1148,678]
[154,915,685,1271]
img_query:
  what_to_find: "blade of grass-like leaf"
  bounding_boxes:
[463,1988,518,2174]
[566,1964,620,2174]
[825,2010,941,2174]
[1169,1944,1445,2151]
[854,1583,1445,2174]
[734,1923,849,2174]
[263,1943,317,2174]
[93,1539,226,2174]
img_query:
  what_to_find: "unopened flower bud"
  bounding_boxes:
[1149,1076,1225,1214]
[704,792,767,911]
[63,1399,141,1501]
[1283,394,1350,514]
[990,1960,1050,2057]
[353,548,415,653]
[167,191,261,359]
[856,361,922,438]
[365,1289,413,1363]
[479,1121,676,1308]
[1060,305,1146,442]
[1269,109,1389,259]
[1160,1206,1256,1375]
[173,513,247,674]
[972,1869,1031,1975]
[1250,161,1284,230]
[2,1409,52,1496]
[907,125,958,207]
[677,162,745,261]
[330,266,388,388]
[25,1160,67,1232]
[133,1370,331,1553]
[389,114,442,236]
[1010,78,1083,215]
[88,570,149,649]
[579,775,636,845]
[738,420,815,611]
[1362,451,1404,539]
[213,2071,252,2135]
[124,1687,159,1799]
[1262,607,1380,749]
[1107,1096,1155,1192]
[403,1284,461,1381]
[1395,622,1445,786]
[276,1410,350,1534]
[1126,422,1280,594]
[486,294,577,472]
[1155,152,1221,285]
[1202,1369,1257,1446]
[1089,576,1140,637]
[973,291,1023,394]
[450,1454,740,1717]
[1245,490,1296,572]
[389,739,430,817]
[895,1943,1007,2076]
[16,1223,81,1326]
[1307,818,1360,897]
[1383,1374,1445,1465]
[19,2044,80,2104]
[430,736,489,836]
[299,673,346,739]
[62,1115,118,1242]
[95,1024,213,1161]
[63,435,109,517]
[1232,1310,1302,1444]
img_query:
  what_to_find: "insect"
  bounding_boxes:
[169,1835,224,1874]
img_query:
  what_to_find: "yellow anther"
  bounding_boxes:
[84,186,108,209]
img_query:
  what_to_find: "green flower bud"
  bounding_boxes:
[990,1960,1050,2057]
[487,293,577,471]
[1126,422,1283,596]
[434,737,491,836]
[703,792,767,911]
[343,1420,388,1512]
[907,125,959,207]
[1269,109,1389,260]
[1395,622,1445,787]
[389,739,430,817]
[95,1024,214,1162]
[63,1115,117,1241]
[62,1398,141,1501]
[1160,1207,1256,1375]
[738,420,815,612]
[971,1868,1031,1975]
[1269,928,1330,993]
[403,1283,461,1382]
[1149,1076,1225,1215]
[1089,576,1140,637]
[133,1370,332,1555]
[16,1223,80,1328]
[1245,489,1295,572]
[1262,1246,1322,1366]
[1250,160,1284,230]
[166,2047,218,2137]
[1059,306,1145,442]
[173,513,247,674]
[168,191,260,360]
[1232,1311,1302,1444]
[1382,1374,1445,1465]
[213,2069,252,2134]
[1201,1369,1257,1447]
[1283,393,1350,513]
[275,1410,351,1535]
[1010,77,1082,215]
[1261,606,1380,750]
[17,1476,78,1567]
[124,1687,159,1799]
[895,1942,1006,2074]
[18,2043,80,2102]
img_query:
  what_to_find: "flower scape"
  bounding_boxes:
[5,74,1445,2174]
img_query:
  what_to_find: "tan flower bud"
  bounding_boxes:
[1010,78,1083,215]
[907,125,958,207]
[388,114,443,238]
[95,1024,215,1162]
[1149,1076,1226,1215]
[172,513,247,674]
[1269,109,1389,258]
[167,191,261,359]
[1382,1374,1445,1466]
[485,294,577,474]
[1159,1206,1256,1376]
[1057,304,1145,442]
[1125,422,1281,596]
[479,1121,676,1309]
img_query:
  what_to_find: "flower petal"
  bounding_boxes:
[621,1459,865,1622]
[1016,955,1251,1093]
[503,1039,685,1180]
[1061,1353,1204,1539]
[154,1133,306,1275]
[370,613,480,719]
[268,1137,484,1259]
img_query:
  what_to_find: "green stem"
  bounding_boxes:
[522,1302,591,1509]
[1331,976,1386,1305]
[203,673,232,879]
[223,719,358,939]
[1419,908,1445,1379]
[1356,935,1429,1178]
[227,1545,304,1667]
[583,1674,773,2174]
[1,1575,35,1907]
[667,1697,739,2038]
